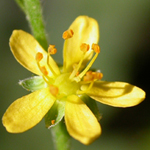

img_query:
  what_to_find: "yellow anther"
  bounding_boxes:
[92,43,100,53]
[49,85,59,96]
[62,29,74,40]
[36,52,43,62]
[51,120,55,125]
[40,66,48,76]
[80,43,90,52]
[48,45,57,55]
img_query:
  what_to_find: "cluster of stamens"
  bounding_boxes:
[68,39,102,82]
[35,52,48,76]
[35,29,103,97]
[35,45,59,97]
[83,71,103,82]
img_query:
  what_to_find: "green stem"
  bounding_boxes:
[15,0,48,50]
[51,120,71,150]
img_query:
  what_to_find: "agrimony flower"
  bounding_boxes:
[2,16,145,145]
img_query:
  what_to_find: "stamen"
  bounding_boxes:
[77,72,103,94]
[48,45,57,55]
[75,43,100,81]
[77,81,94,95]
[77,53,99,81]
[62,29,74,40]
[40,66,48,76]
[76,71,79,76]
[47,45,58,77]
[80,43,90,52]
[35,52,43,62]
[49,85,59,96]
[93,72,103,80]
[35,52,54,84]
[83,71,103,82]
[51,120,55,125]
[92,43,100,53]
[69,43,90,80]
[36,52,50,77]
[83,71,94,81]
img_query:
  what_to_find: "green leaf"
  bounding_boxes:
[79,94,101,121]
[19,76,47,92]
[45,99,65,128]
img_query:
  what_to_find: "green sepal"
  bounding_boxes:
[79,94,101,121]
[45,99,65,129]
[19,76,47,92]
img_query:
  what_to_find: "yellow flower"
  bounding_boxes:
[2,16,145,145]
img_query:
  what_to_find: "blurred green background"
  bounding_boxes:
[0,0,150,150]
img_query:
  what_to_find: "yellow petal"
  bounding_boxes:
[65,95,101,145]
[63,16,99,72]
[81,81,145,107]
[2,88,55,133]
[10,30,60,76]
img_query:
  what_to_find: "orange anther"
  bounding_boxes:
[76,71,79,76]
[51,120,55,125]
[83,71,103,81]
[92,43,100,53]
[36,52,43,62]
[62,29,74,40]
[83,71,94,81]
[80,43,90,52]
[93,72,103,80]
[48,45,57,55]
[49,85,59,96]
[40,66,48,76]
[86,71,93,76]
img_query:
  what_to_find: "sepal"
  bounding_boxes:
[19,76,47,92]
[45,99,65,129]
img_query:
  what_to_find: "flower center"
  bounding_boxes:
[35,45,79,98]
[54,73,80,96]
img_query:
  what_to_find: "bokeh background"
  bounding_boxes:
[0,0,150,150]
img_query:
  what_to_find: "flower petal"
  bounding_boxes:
[2,88,55,133]
[63,16,99,72]
[65,95,101,145]
[10,30,60,76]
[79,94,101,121]
[81,81,146,107]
